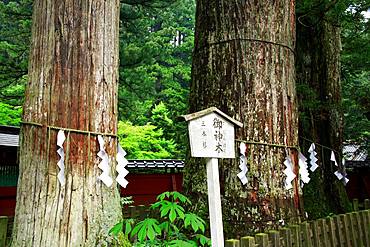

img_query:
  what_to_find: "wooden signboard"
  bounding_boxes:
[183,107,242,247]
[188,112,235,158]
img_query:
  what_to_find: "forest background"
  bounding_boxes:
[0,0,368,159]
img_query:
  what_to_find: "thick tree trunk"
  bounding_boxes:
[185,0,301,237]
[296,17,351,218]
[12,1,123,246]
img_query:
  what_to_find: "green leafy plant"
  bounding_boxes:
[117,121,177,159]
[110,191,211,247]
[0,102,22,126]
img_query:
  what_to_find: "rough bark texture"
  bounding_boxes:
[12,1,123,246]
[296,17,351,219]
[184,0,301,238]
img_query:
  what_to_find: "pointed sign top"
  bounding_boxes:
[181,107,243,128]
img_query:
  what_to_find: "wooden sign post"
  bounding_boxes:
[183,107,243,247]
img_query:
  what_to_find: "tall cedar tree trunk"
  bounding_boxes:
[296,15,351,219]
[11,1,124,246]
[184,0,301,237]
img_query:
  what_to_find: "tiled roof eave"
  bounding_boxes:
[127,160,184,168]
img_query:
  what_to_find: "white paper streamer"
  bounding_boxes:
[237,142,248,185]
[97,135,113,187]
[308,143,319,172]
[342,159,349,185]
[331,153,349,185]
[330,151,338,166]
[298,152,310,187]
[283,156,296,190]
[57,130,66,186]
[334,170,344,180]
[331,151,342,181]
[116,143,129,188]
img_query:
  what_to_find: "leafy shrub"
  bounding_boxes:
[110,192,211,247]
[0,102,22,126]
[117,121,177,159]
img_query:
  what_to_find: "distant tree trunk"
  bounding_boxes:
[184,0,301,237]
[11,1,124,246]
[296,14,351,218]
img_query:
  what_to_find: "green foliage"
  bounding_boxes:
[131,218,162,241]
[342,72,370,152]
[110,222,125,236]
[117,121,177,159]
[110,192,211,247]
[0,0,194,159]
[0,0,31,107]
[0,102,22,126]
[118,0,195,158]
[149,102,188,157]
[341,6,370,153]
[296,0,369,154]
[296,0,363,219]
[0,0,366,160]
[151,102,173,138]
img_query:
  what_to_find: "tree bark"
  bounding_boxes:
[185,0,301,237]
[296,14,351,218]
[12,1,124,246]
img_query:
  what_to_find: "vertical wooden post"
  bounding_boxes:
[318,219,329,246]
[353,199,359,211]
[280,227,292,247]
[340,214,351,245]
[225,239,240,247]
[255,233,269,247]
[300,222,312,247]
[354,212,364,246]
[184,108,241,246]
[364,199,370,210]
[240,236,255,247]
[206,158,224,247]
[366,210,370,243]
[289,225,300,246]
[348,213,359,247]
[268,230,280,247]
[138,205,146,220]
[0,216,8,247]
[128,205,136,218]
[311,220,320,247]
[326,217,337,247]
[333,215,345,246]
[360,211,370,246]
